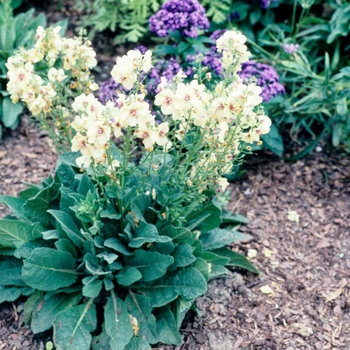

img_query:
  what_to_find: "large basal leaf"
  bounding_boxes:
[221,212,249,225]
[82,279,102,298]
[47,210,85,250]
[186,202,221,233]
[125,337,151,350]
[192,257,209,281]
[261,123,284,157]
[104,237,132,256]
[0,196,32,223]
[91,324,111,350]
[24,182,58,227]
[116,268,142,286]
[125,293,158,344]
[0,220,41,248]
[126,250,174,282]
[201,251,230,266]
[105,294,133,350]
[31,292,82,334]
[53,301,97,350]
[130,194,149,222]
[140,268,207,308]
[200,228,253,250]
[56,163,78,191]
[0,286,28,304]
[0,256,25,286]
[212,247,259,274]
[170,244,196,270]
[22,248,78,291]
[155,305,182,346]
[128,222,171,248]
[161,225,193,244]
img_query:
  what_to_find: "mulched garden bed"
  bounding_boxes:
[1,118,349,350]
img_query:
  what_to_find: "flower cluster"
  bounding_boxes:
[6,26,97,117]
[239,61,285,102]
[71,30,271,194]
[282,43,300,54]
[149,0,209,38]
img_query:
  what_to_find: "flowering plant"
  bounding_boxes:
[0,27,268,349]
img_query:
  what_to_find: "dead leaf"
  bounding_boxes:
[0,151,7,159]
[325,281,348,303]
[316,239,330,249]
[264,248,273,258]
[260,285,274,294]
[247,248,257,259]
[21,152,38,158]
[287,210,300,222]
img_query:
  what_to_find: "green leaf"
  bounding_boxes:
[127,250,173,282]
[31,292,82,334]
[22,248,78,291]
[1,98,23,128]
[336,97,348,116]
[14,241,42,259]
[200,228,252,250]
[201,251,230,266]
[170,244,196,269]
[53,300,97,350]
[250,9,262,25]
[105,294,133,350]
[130,194,149,222]
[78,174,95,195]
[24,182,58,227]
[221,213,249,225]
[23,290,43,325]
[129,222,171,248]
[56,163,78,190]
[153,44,178,56]
[332,123,344,147]
[104,238,132,256]
[186,202,221,233]
[0,220,41,248]
[0,256,25,286]
[140,268,207,308]
[125,337,151,350]
[125,293,158,344]
[261,123,284,157]
[193,257,209,281]
[0,196,32,223]
[212,247,259,274]
[48,210,85,249]
[0,286,23,303]
[55,239,78,259]
[116,268,142,286]
[82,279,102,298]
[156,305,182,346]
[91,324,111,350]
[209,264,229,279]
[161,225,193,244]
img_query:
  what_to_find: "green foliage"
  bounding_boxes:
[75,0,164,43]
[0,0,67,138]
[0,151,257,349]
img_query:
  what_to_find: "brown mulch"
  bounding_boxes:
[1,116,349,349]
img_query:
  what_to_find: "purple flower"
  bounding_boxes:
[239,61,285,102]
[209,29,227,42]
[282,43,299,54]
[260,0,277,9]
[149,0,209,38]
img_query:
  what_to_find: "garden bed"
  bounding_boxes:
[1,121,349,350]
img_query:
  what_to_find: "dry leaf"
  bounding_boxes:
[287,210,300,222]
[21,152,38,159]
[247,248,257,259]
[260,285,274,294]
[0,151,7,159]
[264,248,273,258]
[325,281,348,303]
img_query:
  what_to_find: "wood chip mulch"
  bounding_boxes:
[0,121,349,350]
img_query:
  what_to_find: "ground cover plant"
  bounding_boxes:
[0,27,270,349]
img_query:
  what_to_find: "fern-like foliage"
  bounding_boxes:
[200,0,231,23]
[75,0,164,43]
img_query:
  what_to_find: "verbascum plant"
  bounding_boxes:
[0,28,269,349]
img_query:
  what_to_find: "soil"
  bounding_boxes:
[1,118,349,350]
[1,1,350,349]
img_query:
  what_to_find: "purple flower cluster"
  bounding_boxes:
[239,61,285,102]
[98,57,192,104]
[149,0,209,38]
[281,43,299,54]
[260,0,277,9]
